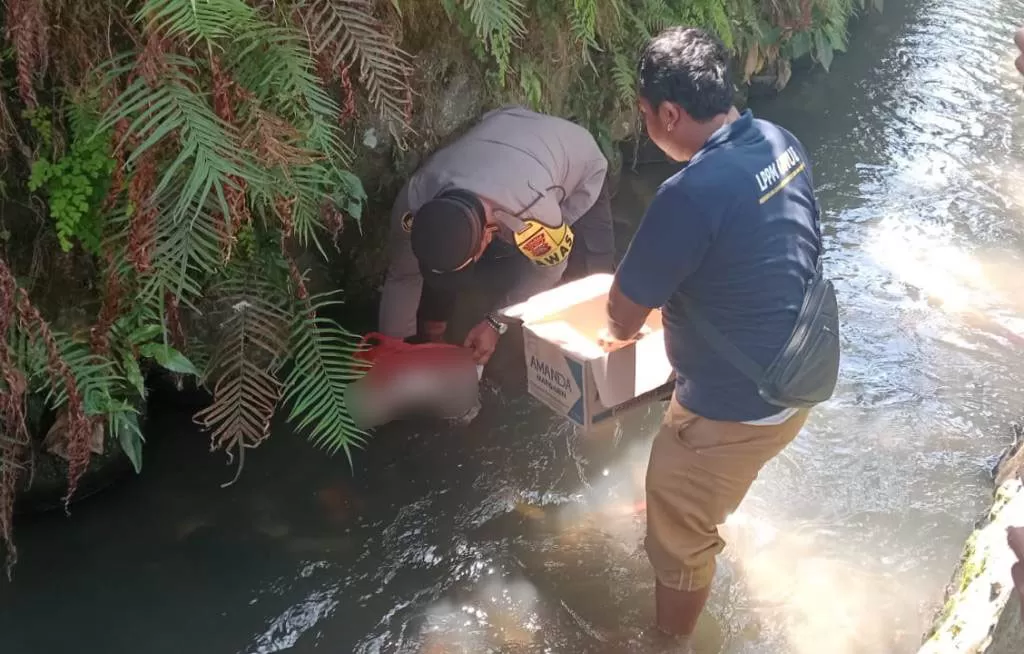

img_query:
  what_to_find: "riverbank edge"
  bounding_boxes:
[918,425,1024,653]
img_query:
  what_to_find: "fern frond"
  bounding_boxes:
[135,0,260,47]
[134,0,355,167]
[297,0,413,135]
[516,59,544,111]
[708,0,734,48]
[462,0,526,40]
[611,50,637,107]
[100,55,257,303]
[611,4,652,55]
[49,339,122,415]
[449,0,526,82]
[232,24,350,158]
[593,0,628,41]
[129,192,220,309]
[107,61,254,208]
[226,17,364,244]
[639,0,675,33]
[675,0,733,47]
[10,328,123,417]
[282,292,369,463]
[194,275,290,456]
[5,329,45,396]
[569,0,600,57]
[247,163,366,253]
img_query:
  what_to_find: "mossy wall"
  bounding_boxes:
[918,428,1024,653]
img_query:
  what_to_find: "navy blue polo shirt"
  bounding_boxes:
[616,110,821,422]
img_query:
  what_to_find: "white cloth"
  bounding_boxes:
[741,407,799,426]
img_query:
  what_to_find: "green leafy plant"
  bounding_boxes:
[441,0,527,85]
[27,104,115,254]
[0,0,408,572]
[431,0,874,165]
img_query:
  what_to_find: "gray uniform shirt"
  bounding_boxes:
[379,106,609,339]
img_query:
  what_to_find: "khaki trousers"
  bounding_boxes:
[645,395,809,591]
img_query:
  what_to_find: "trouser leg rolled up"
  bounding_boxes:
[644,395,809,633]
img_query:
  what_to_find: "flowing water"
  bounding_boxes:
[4,0,1024,652]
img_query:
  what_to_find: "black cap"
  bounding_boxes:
[410,190,485,291]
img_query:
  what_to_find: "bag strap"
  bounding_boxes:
[680,249,825,385]
[682,163,827,384]
[679,296,765,385]
[679,200,824,384]
[810,193,825,267]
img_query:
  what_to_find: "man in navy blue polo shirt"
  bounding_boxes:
[603,27,822,646]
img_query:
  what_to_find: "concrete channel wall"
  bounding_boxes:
[918,426,1024,653]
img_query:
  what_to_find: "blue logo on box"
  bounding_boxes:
[565,357,584,425]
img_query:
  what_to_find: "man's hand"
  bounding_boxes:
[597,327,630,352]
[464,320,501,365]
[597,325,650,351]
[1016,27,1024,76]
[1009,526,1024,620]
[606,278,654,342]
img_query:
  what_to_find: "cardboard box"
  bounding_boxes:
[501,273,674,428]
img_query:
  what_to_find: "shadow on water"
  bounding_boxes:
[5,0,1024,651]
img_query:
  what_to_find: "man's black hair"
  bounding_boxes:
[637,27,734,122]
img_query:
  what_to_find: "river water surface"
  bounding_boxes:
[4,0,1024,652]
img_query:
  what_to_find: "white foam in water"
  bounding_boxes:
[720,509,921,654]
[416,573,544,652]
[866,218,991,315]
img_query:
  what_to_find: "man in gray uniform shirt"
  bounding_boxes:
[378,106,615,366]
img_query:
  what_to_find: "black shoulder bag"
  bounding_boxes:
[679,222,841,409]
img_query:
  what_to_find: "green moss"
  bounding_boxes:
[923,530,982,642]
[992,482,1019,515]
[960,550,989,592]
[929,594,960,640]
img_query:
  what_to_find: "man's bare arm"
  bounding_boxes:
[606,278,653,341]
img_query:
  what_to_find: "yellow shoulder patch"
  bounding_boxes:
[513,220,574,267]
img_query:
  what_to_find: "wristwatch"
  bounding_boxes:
[484,313,508,336]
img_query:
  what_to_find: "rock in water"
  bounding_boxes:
[992,422,1024,487]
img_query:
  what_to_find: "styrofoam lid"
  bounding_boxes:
[501,273,614,323]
